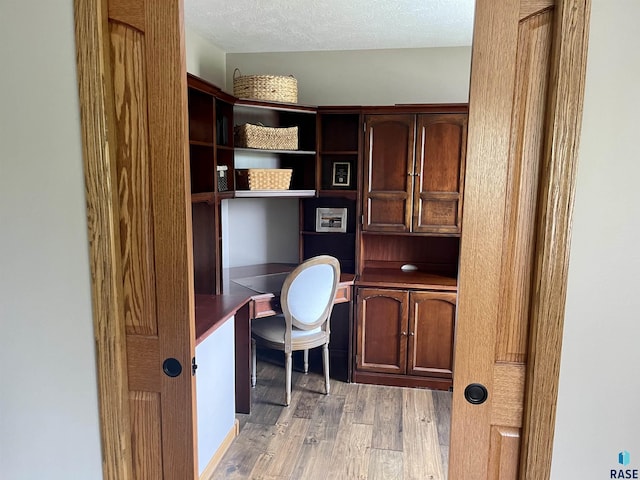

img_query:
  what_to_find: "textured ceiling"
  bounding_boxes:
[184,0,475,53]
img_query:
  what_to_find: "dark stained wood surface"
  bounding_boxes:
[357,267,457,291]
[195,294,252,345]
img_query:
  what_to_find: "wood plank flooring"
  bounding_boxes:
[208,357,451,480]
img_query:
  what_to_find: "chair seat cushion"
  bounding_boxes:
[252,315,325,346]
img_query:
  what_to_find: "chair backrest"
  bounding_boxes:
[281,255,340,331]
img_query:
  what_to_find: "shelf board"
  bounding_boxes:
[189,140,214,148]
[217,191,235,200]
[235,98,317,113]
[234,189,316,198]
[318,190,358,200]
[191,192,215,204]
[301,231,356,236]
[319,150,358,155]
[216,144,234,151]
[234,147,316,155]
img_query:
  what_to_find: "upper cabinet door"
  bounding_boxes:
[413,114,468,234]
[363,114,415,232]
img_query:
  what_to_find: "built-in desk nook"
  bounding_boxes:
[195,263,354,415]
[187,72,467,474]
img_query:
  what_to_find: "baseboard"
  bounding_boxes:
[199,419,239,480]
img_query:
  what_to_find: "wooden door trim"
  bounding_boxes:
[74,0,133,478]
[520,0,591,477]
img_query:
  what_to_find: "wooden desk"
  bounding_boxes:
[195,263,354,414]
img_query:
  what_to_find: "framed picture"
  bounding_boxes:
[331,162,351,187]
[315,207,347,233]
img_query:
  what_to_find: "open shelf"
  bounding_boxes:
[234,189,316,198]
[235,147,316,156]
[191,192,215,204]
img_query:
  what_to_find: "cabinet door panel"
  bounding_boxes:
[363,115,414,232]
[408,291,456,378]
[414,114,467,234]
[356,288,408,374]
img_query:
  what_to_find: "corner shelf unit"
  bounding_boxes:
[233,100,317,193]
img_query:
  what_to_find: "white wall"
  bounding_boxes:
[551,1,640,478]
[0,2,103,479]
[186,27,227,88]
[227,47,471,105]
[196,318,236,474]
[223,198,300,268]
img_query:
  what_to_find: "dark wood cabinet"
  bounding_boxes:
[355,287,456,390]
[356,288,409,374]
[407,290,456,379]
[363,112,467,235]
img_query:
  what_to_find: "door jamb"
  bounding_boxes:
[519,1,591,477]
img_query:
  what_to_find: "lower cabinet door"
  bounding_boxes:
[356,287,409,374]
[407,290,456,378]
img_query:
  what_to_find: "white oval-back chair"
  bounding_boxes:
[250,255,341,406]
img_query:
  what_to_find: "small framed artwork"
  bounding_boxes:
[331,162,351,187]
[316,207,348,233]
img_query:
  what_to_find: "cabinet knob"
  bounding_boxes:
[408,331,415,336]
[401,331,407,336]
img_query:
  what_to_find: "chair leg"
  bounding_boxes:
[251,338,256,388]
[303,349,309,374]
[285,352,292,406]
[322,343,330,395]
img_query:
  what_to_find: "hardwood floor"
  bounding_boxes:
[209,356,451,480]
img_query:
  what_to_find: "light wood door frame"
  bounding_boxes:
[74,0,590,478]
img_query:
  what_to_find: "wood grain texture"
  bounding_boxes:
[74,0,133,478]
[371,387,403,451]
[252,417,311,479]
[520,0,555,20]
[108,0,145,31]
[211,360,451,480]
[352,384,377,425]
[143,0,197,477]
[126,336,160,392]
[368,448,403,480]
[328,416,373,480]
[492,363,526,428]
[403,388,445,480]
[520,0,591,478]
[211,423,278,479]
[448,0,521,478]
[488,426,521,480]
[130,391,162,479]
[110,21,158,337]
[496,9,553,364]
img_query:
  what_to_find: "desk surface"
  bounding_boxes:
[195,263,355,344]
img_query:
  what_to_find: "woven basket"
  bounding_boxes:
[233,69,298,103]
[234,123,298,150]
[236,169,293,190]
